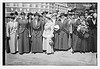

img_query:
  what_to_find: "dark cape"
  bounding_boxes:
[30,18,43,53]
[87,17,97,52]
[72,19,82,52]
[17,18,30,53]
[54,18,70,50]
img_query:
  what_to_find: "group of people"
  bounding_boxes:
[5,9,97,55]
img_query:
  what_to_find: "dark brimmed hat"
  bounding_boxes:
[5,16,15,19]
[20,12,26,15]
[88,10,95,15]
[14,11,18,15]
[41,11,48,15]
[6,12,15,19]
[27,12,33,17]
[10,13,14,16]
[68,12,75,15]
[79,12,85,17]
[34,12,40,17]
[60,13,64,16]
[5,16,10,18]
[64,14,68,17]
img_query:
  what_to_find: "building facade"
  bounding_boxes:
[5,2,68,15]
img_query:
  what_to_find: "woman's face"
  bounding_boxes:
[35,15,39,19]
[43,13,46,17]
[21,15,25,19]
[80,16,85,20]
[52,15,57,19]
[29,15,32,18]
[85,13,88,18]
[61,15,65,19]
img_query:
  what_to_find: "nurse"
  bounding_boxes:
[43,14,54,55]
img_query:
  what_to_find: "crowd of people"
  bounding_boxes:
[5,8,97,55]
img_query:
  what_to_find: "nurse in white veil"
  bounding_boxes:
[42,14,55,55]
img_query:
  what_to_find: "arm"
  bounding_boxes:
[63,19,69,34]
[16,19,20,38]
[6,23,10,37]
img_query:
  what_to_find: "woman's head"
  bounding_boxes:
[34,12,40,19]
[20,12,26,18]
[27,12,33,19]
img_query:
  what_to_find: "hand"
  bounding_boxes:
[7,37,10,40]
[43,37,47,39]
[17,35,19,39]
[29,34,31,38]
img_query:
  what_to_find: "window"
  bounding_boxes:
[5,3,9,6]
[14,3,18,7]
[35,5,38,8]
[18,3,23,7]
[41,5,44,8]
[27,4,30,7]
[32,4,35,7]
[45,6,48,8]
[10,3,14,6]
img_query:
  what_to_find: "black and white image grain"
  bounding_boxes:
[3,2,97,66]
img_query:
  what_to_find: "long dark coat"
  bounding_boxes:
[87,17,97,52]
[72,19,82,52]
[54,18,69,50]
[17,18,30,53]
[30,18,43,53]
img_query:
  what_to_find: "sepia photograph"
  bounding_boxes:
[2,1,98,67]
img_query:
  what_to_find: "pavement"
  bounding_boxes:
[5,50,97,66]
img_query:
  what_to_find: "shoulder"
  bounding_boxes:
[24,18,28,21]
[76,19,80,22]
